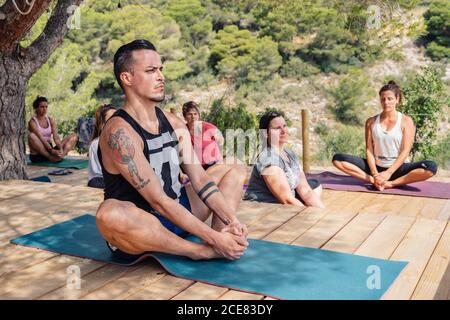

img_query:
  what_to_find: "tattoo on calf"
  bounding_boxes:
[108,128,150,190]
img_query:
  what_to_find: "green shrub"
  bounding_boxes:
[315,124,365,163]
[203,98,257,163]
[398,67,448,160]
[280,57,321,80]
[434,133,450,169]
[328,71,371,126]
[423,0,450,61]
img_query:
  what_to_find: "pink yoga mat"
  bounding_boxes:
[306,171,450,199]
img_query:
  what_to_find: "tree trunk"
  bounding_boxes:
[0,55,28,180]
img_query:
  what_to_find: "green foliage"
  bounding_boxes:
[398,67,448,160]
[423,0,450,60]
[253,0,384,72]
[165,0,212,47]
[280,57,321,79]
[315,124,366,162]
[203,98,257,163]
[203,98,257,133]
[434,132,450,169]
[209,25,282,85]
[328,71,371,125]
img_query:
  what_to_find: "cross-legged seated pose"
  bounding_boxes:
[87,104,117,189]
[332,81,437,191]
[96,40,248,261]
[27,96,78,163]
[244,111,325,208]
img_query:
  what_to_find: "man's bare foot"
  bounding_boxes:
[190,243,222,260]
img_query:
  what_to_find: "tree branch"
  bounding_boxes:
[0,0,51,54]
[23,0,83,77]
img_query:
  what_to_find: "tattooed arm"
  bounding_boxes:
[100,118,228,246]
[107,127,149,190]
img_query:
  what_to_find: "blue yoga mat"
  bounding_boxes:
[26,155,88,169]
[11,214,407,300]
[30,175,51,183]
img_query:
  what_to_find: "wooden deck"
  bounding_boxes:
[1,163,449,300]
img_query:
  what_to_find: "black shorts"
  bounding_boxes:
[29,144,60,163]
[87,177,105,189]
[29,153,49,163]
[332,153,438,180]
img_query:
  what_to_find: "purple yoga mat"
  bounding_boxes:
[306,171,450,199]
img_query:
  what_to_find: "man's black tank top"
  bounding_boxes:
[98,107,182,214]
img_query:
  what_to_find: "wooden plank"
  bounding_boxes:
[82,262,166,300]
[246,205,303,239]
[395,196,427,218]
[356,215,416,259]
[126,275,193,300]
[172,282,228,300]
[39,263,141,300]
[291,193,376,249]
[0,244,58,278]
[322,213,386,253]
[236,202,282,226]
[218,290,264,300]
[0,255,105,299]
[419,198,448,220]
[359,194,394,214]
[411,222,450,300]
[264,207,330,244]
[382,218,447,300]
[437,200,450,221]
[381,196,412,215]
[0,212,96,247]
[0,180,71,200]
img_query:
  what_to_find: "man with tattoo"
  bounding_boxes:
[96,40,249,260]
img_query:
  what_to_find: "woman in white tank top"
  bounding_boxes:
[332,81,437,191]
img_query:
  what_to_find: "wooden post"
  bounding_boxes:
[301,109,310,173]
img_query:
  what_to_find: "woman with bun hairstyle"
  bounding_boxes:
[28,96,78,163]
[332,81,437,191]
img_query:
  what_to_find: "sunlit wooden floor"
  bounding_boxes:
[0,164,449,300]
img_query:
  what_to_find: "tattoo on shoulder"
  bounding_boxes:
[108,128,150,190]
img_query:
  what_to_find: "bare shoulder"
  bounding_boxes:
[365,116,376,128]
[402,114,414,125]
[101,116,142,148]
[162,108,186,130]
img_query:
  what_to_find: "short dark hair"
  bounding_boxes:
[259,111,282,130]
[182,101,200,117]
[32,96,48,109]
[113,39,157,90]
[379,80,403,104]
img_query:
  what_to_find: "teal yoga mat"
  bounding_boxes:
[27,156,88,169]
[11,214,407,300]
